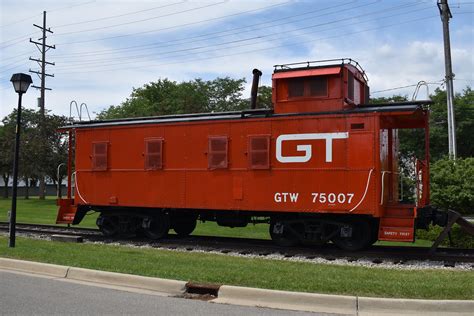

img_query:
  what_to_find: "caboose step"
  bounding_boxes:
[384,204,415,218]
[56,198,77,224]
[378,226,414,242]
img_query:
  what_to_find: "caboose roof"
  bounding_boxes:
[61,101,432,130]
[273,58,368,83]
[272,66,341,79]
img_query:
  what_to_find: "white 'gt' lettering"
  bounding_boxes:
[276,132,349,163]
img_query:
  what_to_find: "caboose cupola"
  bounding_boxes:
[272,58,369,114]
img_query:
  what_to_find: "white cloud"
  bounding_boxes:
[1,0,473,120]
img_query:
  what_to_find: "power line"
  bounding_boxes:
[0,56,31,71]
[1,1,290,58]
[56,13,437,72]
[52,1,229,37]
[53,1,186,28]
[0,0,95,30]
[52,2,430,70]
[0,1,184,49]
[0,50,35,62]
[44,0,96,13]
[52,0,371,58]
[0,32,41,49]
[0,62,29,75]
[371,81,444,94]
[0,13,42,28]
[53,0,294,45]
[55,14,439,75]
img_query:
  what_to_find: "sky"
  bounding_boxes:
[1,0,473,120]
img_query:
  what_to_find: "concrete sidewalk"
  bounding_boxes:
[0,257,472,315]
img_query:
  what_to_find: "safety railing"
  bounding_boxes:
[69,100,91,122]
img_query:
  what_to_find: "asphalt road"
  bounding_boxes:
[0,270,336,316]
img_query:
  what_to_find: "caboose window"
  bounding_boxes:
[208,136,228,169]
[145,138,163,170]
[309,77,327,96]
[288,79,304,97]
[248,135,270,170]
[287,76,327,99]
[92,142,108,171]
[348,71,354,101]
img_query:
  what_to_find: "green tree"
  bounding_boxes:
[430,157,474,215]
[2,109,38,198]
[98,77,249,119]
[429,87,474,160]
[0,124,13,198]
[1,110,68,198]
[257,86,273,109]
[207,77,247,112]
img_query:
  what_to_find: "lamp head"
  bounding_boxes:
[10,73,33,94]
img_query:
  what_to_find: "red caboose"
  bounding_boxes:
[57,59,434,250]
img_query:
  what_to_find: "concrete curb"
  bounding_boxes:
[0,258,68,278]
[212,286,474,315]
[357,297,474,316]
[0,258,186,296]
[67,267,186,295]
[1,258,473,315]
[213,285,357,315]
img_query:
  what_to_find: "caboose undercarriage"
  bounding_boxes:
[74,205,382,251]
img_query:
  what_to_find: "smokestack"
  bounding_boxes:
[250,68,262,109]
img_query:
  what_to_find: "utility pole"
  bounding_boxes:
[29,11,55,117]
[437,0,457,159]
[29,11,55,199]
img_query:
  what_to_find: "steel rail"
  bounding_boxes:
[0,222,472,265]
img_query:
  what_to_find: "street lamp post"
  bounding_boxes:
[9,73,32,248]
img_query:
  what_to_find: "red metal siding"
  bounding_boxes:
[73,113,379,216]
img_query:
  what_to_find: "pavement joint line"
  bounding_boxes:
[0,257,473,315]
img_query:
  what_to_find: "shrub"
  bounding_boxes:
[430,157,474,215]
[417,225,474,248]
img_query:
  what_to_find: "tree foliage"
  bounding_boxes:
[430,157,474,215]
[1,110,68,198]
[0,124,13,198]
[97,77,273,119]
[257,85,273,109]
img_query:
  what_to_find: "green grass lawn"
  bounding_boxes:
[0,236,472,300]
[0,197,98,228]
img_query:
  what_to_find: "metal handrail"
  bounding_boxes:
[69,101,79,122]
[273,58,368,82]
[69,100,91,122]
[412,81,430,101]
[80,103,91,121]
[56,163,65,198]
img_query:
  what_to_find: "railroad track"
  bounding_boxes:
[1,222,473,267]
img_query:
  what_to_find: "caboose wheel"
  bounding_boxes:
[173,219,197,237]
[269,219,300,247]
[97,215,120,237]
[142,213,170,240]
[331,219,371,251]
